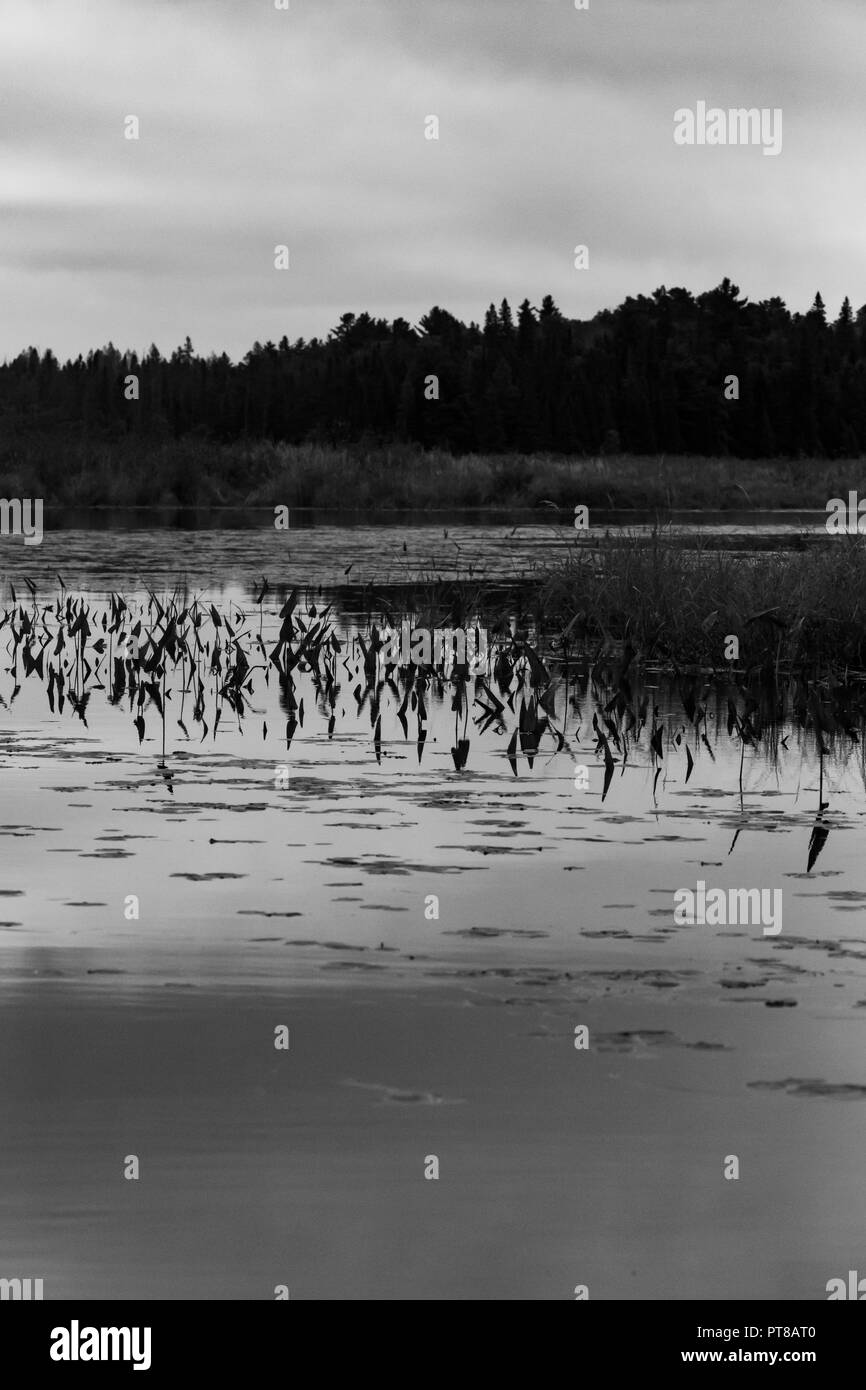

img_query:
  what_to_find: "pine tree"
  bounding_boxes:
[498,298,515,336]
[808,292,827,324]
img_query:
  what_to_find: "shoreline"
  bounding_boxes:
[3,439,866,512]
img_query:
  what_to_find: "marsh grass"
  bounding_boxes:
[3,435,866,510]
[536,530,866,671]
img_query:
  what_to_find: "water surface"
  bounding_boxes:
[0,521,863,1300]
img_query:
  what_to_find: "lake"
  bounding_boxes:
[1,515,863,1300]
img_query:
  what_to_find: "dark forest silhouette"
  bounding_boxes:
[3,280,865,458]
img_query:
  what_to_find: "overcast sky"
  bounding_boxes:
[1,0,862,361]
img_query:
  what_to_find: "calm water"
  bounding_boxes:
[1,520,864,1300]
[0,509,829,593]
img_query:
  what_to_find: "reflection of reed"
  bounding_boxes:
[6,581,866,829]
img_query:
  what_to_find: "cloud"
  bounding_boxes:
[0,0,864,360]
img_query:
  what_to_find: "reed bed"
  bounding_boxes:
[3,435,866,511]
[536,530,866,670]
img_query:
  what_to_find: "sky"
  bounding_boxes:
[0,0,862,361]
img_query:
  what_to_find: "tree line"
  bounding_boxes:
[2,279,865,458]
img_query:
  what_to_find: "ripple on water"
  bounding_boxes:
[748,1078,866,1100]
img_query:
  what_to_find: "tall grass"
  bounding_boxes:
[2,434,866,510]
[537,532,866,669]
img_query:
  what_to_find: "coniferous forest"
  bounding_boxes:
[2,280,865,461]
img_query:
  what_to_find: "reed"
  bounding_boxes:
[536,530,866,671]
[3,434,866,510]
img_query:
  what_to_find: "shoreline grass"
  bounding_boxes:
[534,532,866,671]
[2,435,866,511]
